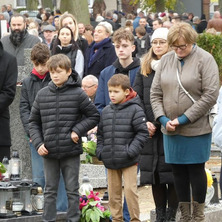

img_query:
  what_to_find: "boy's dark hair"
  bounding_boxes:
[46,54,71,72]
[135,26,146,36]
[113,27,135,45]
[108,74,130,91]
[31,43,51,65]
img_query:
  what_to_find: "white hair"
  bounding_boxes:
[82,75,98,85]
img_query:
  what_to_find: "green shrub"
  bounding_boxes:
[196,32,222,79]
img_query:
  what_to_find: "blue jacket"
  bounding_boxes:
[84,39,117,78]
[94,65,140,113]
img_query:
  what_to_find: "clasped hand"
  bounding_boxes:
[166,118,179,132]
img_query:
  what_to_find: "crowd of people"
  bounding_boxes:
[0,4,221,222]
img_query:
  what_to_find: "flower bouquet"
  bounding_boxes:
[82,134,97,164]
[0,162,6,181]
[80,190,111,222]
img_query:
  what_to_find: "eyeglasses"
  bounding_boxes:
[151,40,167,46]
[171,44,188,50]
[82,84,96,89]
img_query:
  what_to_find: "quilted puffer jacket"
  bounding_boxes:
[29,70,100,159]
[96,95,149,169]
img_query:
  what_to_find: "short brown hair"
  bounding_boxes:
[46,54,71,72]
[167,22,198,46]
[112,27,135,45]
[31,43,51,65]
[108,74,130,91]
[135,26,146,36]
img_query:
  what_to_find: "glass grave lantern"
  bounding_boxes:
[79,174,93,196]
[0,182,17,218]
[10,151,21,181]
[31,186,44,213]
[17,181,33,215]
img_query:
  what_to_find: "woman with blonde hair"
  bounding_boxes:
[59,13,88,55]
[151,22,219,221]
[134,28,178,222]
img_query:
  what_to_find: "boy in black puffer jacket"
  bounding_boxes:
[96,74,149,222]
[29,54,100,222]
[20,43,68,212]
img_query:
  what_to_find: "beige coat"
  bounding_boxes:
[151,45,219,136]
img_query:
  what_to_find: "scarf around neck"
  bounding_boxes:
[151,59,160,71]
[88,38,110,67]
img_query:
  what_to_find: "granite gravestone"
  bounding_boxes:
[9,49,33,180]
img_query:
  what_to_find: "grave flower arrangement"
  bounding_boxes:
[80,190,111,222]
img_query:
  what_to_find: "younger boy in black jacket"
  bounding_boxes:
[96,74,149,222]
[29,54,100,222]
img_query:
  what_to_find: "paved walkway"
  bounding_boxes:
[95,156,222,222]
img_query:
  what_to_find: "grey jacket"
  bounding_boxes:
[151,45,219,136]
[1,32,40,66]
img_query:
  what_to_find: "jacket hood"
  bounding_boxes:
[110,94,142,110]
[48,69,81,91]
[121,88,137,103]
[113,57,140,75]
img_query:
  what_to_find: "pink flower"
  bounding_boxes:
[79,200,89,210]
[87,191,100,201]
[96,203,105,212]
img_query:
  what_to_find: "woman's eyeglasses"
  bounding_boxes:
[151,41,167,46]
[171,44,188,50]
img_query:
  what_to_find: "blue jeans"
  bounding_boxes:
[29,142,68,211]
[123,197,130,222]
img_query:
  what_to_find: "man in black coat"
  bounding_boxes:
[0,41,18,161]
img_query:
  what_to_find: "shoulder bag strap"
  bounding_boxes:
[176,69,196,103]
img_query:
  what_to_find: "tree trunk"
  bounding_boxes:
[42,0,53,9]
[122,0,138,14]
[26,0,39,10]
[155,0,165,13]
[219,0,222,16]
[60,0,90,24]
[92,0,106,19]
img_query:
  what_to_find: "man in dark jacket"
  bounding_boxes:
[97,74,148,222]
[0,41,18,161]
[29,54,99,222]
[1,14,40,66]
[84,21,117,78]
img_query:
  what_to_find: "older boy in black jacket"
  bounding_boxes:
[96,74,149,222]
[29,54,100,222]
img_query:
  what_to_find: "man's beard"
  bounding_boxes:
[9,29,27,47]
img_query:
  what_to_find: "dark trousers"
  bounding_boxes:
[171,163,207,203]
[43,155,80,222]
[0,146,10,162]
[152,172,178,209]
